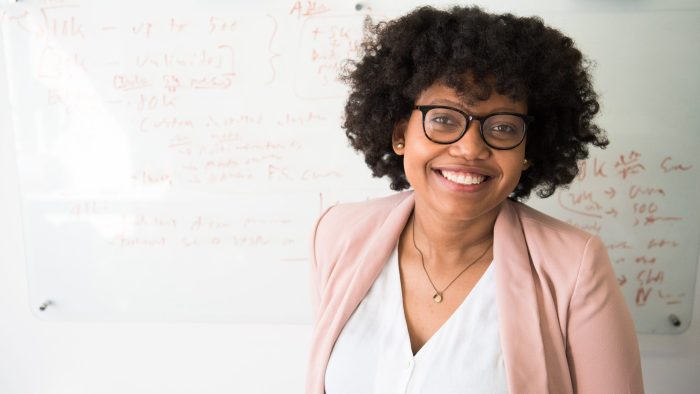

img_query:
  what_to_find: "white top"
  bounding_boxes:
[325,246,508,394]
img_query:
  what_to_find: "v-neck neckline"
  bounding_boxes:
[393,249,495,358]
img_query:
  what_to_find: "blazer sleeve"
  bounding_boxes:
[565,235,645,393]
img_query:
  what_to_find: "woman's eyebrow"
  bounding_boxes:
[427,98,522,114]
[427,98,468,108]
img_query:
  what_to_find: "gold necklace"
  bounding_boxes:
[411,218,492,303]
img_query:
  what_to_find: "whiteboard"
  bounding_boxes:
[1,0,698,333]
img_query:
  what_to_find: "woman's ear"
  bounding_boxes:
[392,119,408,155]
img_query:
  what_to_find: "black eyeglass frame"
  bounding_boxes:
[413,105,534,150]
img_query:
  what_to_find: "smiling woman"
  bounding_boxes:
[307,5,643,394]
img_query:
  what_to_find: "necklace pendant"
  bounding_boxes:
[433,292,443,303]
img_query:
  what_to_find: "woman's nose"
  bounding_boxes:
[447,121,490,160]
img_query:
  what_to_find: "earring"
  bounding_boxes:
[523,158,528,165]
[396,142,404,149]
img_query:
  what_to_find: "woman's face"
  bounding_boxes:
[393,81,529,223]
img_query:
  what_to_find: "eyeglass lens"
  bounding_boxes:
[424,107,525,148]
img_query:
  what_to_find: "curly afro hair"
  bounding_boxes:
[342,5,608,200]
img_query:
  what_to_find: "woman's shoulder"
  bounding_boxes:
[311,191,413,264]
[505,200,606,269]
[510,200,594,244]
[318,191,411,228]
[309,192,413,292]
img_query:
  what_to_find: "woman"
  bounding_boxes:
[307,6,643,394]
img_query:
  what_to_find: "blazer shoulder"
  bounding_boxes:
[514,201,593,245]
[312,191,411,262]
[322,192,408,225]
[509,201,601,270]
[505,201,615,319]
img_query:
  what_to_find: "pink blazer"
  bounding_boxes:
[307,191,643,394]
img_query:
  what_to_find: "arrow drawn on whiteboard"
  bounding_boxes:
[617,275,627,286]
[603,187,616,198]
[266,14,281,85]
[5,10,35,35]
[604,208,618,217]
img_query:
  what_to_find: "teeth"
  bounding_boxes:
[440,170,486,185]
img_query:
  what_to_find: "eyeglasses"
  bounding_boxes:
[413,105,533,150]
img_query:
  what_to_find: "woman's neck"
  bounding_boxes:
[409,200,500,268]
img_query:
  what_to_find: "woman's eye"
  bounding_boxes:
[489,124,516,133]
[432,115,454,124]
[428,113,461,128]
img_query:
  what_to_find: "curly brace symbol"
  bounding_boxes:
[265,14,281,85]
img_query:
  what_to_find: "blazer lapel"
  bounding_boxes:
[493,200,550,393]
[309,193,415,394]
[343,193,415,314]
